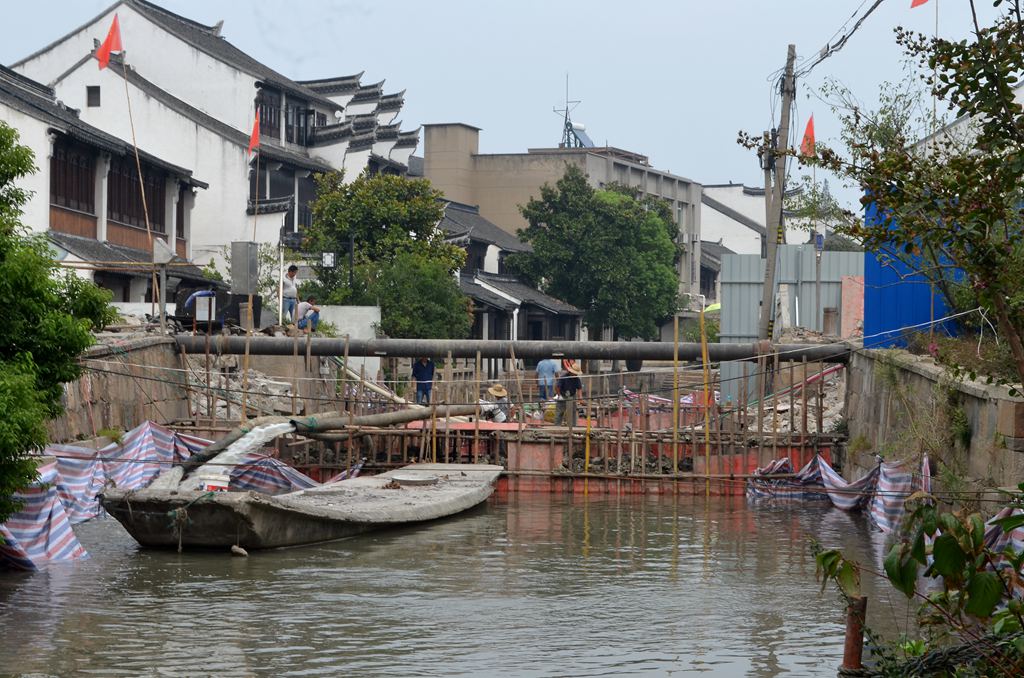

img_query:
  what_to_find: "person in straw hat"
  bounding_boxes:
[555,359,582,427]
[484,383,510,423]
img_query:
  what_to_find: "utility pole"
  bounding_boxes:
[758,44,796,341]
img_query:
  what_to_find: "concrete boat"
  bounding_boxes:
[100,464,504,551]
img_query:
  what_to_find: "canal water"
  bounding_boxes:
[0,494,915,676]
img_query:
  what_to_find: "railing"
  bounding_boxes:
[171,346,844,487]
[49,204,97,239]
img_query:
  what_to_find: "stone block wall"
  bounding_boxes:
[846,349,1024,489]
[48,336,189,443]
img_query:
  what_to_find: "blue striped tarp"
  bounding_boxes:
[0,462,88,571]
[747,454,931,534]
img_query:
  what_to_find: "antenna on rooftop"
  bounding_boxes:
[553,74,593,148]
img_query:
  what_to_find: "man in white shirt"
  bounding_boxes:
[296,296,321,334]
[282,264,299,323]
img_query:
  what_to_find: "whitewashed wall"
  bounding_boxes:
[0,106,51,233]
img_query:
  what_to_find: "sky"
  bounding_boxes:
[0,0,1004,210]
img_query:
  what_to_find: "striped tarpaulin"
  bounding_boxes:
[818,457,880,512]
[229,453,319,494]
[747,454,931,534]
[44,421,202,524]
[867,460,916,533]
[746,456,831,501]
[0,462,88,571]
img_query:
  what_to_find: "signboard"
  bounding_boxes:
[815,233,824,252]
[322,252,336,268]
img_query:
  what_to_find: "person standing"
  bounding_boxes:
[555,359,583,427]
[295,296,320,333]
[282,264,299,323]
[411,357,435,405]
[536,357,558,401]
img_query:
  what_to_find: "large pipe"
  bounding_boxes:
[176,336,851,363]
[290,404,478,433]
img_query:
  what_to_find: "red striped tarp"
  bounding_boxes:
[747,454,931,533]
[0,462,88,571]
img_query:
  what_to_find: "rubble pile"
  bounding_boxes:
[743,367,846,434]
[185,355,306,418]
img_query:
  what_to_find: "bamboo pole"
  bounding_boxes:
[473,350,481,463]
[672,313,680,475]
[444,350,452,463]
[700,306,711,496]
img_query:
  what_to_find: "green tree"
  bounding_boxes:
[304,171,465,306]
[370,251,472,339]
[508,165,679,339]
[809,2,1024,384]
[0,122,115,522]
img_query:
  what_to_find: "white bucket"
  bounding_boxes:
[200,474,230,492]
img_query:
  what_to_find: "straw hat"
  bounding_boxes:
[562,359,582,375]
[487,384,508,398]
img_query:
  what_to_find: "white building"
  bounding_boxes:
[0,63,209,302]
[11,0,420,267]
[701,183,807,256]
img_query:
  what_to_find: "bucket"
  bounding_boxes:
[200,474,230,492]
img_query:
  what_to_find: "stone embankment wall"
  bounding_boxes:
[48,336,189,443]
[846,349,1024,491]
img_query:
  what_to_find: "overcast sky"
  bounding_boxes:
[0,1,1003,209]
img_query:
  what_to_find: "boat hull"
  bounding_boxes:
[101,464,503,550]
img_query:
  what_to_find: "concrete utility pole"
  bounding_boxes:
[758,44,797,341]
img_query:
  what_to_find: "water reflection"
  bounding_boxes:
[0,494,913,676]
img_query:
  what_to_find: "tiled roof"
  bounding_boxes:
[440,201,530,253]
[460,277,515,312]
[48,231,211,283]
[297,72,365,95]
[476,272,581,315]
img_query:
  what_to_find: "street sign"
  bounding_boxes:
[815,233,824,252]
[322,252,336,268]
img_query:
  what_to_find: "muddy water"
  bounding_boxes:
[0,494,915,677]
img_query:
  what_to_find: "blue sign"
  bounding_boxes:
[814,233,824,251]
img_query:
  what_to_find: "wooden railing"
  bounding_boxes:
[49,205,97,239]
[107,220,166,251]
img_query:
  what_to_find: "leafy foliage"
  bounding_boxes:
[817,485,1024,676]
[299,171,469,338]
[508,165,679,339]
[810,4,1024,387]
[0,122,114,522]
[370,251,472,339]
[304,172,464,305]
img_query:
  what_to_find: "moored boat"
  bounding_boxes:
[101,463,503,550]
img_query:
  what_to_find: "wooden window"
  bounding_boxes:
[315,112,327,127]
[49,139,95,213]
[107,156,166,233]
[256,91,280,140]
[86,86,101,107]
[175,185,185,240]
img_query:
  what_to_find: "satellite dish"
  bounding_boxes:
[334,110,344,120]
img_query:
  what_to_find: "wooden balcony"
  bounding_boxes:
[49,204,96,239]
[107,220,167,252]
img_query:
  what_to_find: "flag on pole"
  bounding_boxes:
[800,115,815,156]
[248,112,260,156]
[911,0,930,8]
[96,14,123,70]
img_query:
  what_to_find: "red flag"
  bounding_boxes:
[96,14,122,70]
[248,112,260,156]
[911,0,930,7]
[800,115,815,156]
